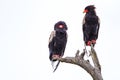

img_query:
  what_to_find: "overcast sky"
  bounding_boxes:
[0,0,120,80]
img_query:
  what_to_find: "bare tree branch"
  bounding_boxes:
[58,49,103,80]
[90,47,101,71]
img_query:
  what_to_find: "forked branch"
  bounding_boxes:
[58,49,103,80]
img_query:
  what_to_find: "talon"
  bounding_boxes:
[86,41,91,46]
[91,40,96,44]
[52,54,60,61]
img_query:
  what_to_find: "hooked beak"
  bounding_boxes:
[83,9,88,13]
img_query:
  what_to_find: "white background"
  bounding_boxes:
[0,0,120,80]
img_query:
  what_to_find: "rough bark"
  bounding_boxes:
[58,48,103,80]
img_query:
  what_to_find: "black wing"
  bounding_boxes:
[95,17,100,40]
[48,31,56,61]
[82,16,89,42]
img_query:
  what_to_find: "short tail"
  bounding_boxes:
[53,61,60,72]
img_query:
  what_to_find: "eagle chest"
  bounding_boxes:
[54,32,67,47]
[85,15,98,25]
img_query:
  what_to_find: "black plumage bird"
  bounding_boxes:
[48,21,68,61]
[82,5,100,46]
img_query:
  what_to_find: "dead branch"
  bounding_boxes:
[90,47,101,71]
[58,49,103,80]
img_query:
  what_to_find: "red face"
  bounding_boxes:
[83,9,88,13]
[58,25,64,28]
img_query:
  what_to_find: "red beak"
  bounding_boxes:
[83,9,88,13]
